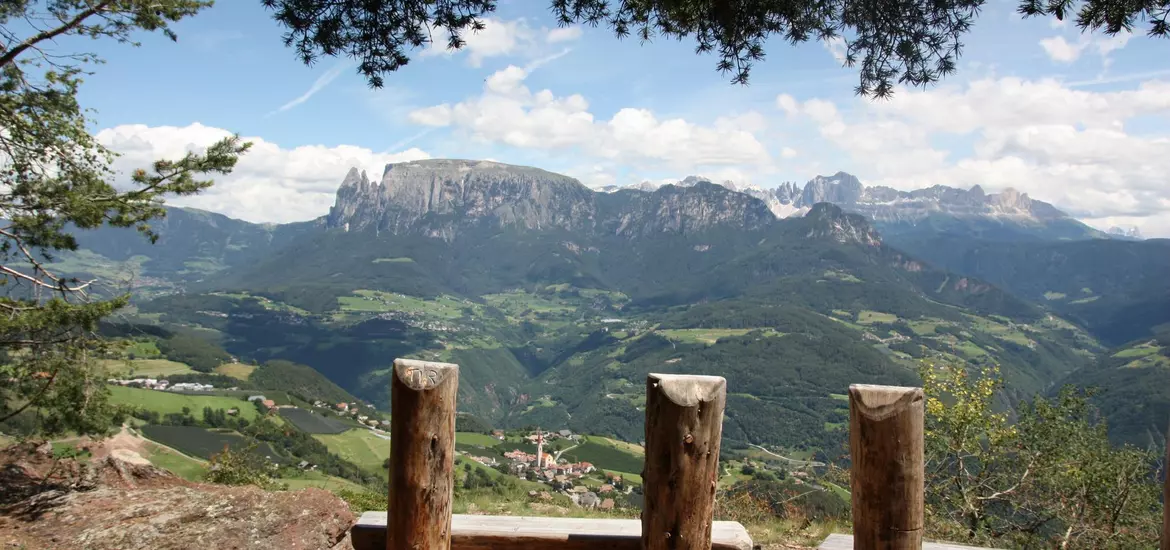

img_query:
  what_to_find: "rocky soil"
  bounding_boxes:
[0,442,355,550]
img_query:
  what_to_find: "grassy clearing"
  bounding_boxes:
[821,270,862,283]
[340,290,469,319]
[590,436,644,456]
[561,439,643,473]
[1121,354,1170,370]
[1068,296,1100,305]
[209,292,311,315]
[371,257,415,264]
[142,441,207,481]
[101,358,195,377]
[107,386,258,420]
[658,328,783,345]
[1043,291,1067,300]
[953,341,989,358]
[829,393,848,402]
[279,408,353,434]
[314,429,390,474]
[965,315,1033,346]
[456,432,501,447]
[44,249,148,280]
[856,310,898,325]
[907,318,945,336]
[282,470,371,493]
[214,363,256,380]
[122,340,161,358]
[482,290,577,322]
[1114,342,1161,359]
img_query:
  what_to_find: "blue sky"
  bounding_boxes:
[73,0,1170,235]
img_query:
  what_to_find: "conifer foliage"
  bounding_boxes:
[0,1,249,436]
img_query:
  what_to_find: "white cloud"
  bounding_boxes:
[780,147,798,159]
[407,65,772,170]
[95,123,429,223]
[1039,36,1085,63]
[421,18,531,66]
[421,18,577,67]
[546,26,583,43]
[775,76,1170,236]
[1039,32,1135,66]
[272,62,349,114]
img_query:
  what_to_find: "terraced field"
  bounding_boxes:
[107,386,259,420]
[140,425,287,464]
[278,408,353,434]
[214,363,256,380]
[101,358,195,377]
[313,429,390,474]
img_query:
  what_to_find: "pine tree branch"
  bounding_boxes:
[0,366,59,423]
[0,1,117,69]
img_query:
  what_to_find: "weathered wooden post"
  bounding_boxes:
[388,359,459,550]
[849,384,925,550]
[642,373,728,550]
[1163,417,1169,550]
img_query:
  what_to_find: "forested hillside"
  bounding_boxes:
[43,160,1163,455]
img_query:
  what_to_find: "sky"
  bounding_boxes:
[69,0,1170,236]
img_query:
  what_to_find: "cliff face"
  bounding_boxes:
[326,160,778,240]
[597,181,775,238]
[801,203,882,246]
[327,160,595,239]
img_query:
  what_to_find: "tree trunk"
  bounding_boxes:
[642,373,727,550]
[388,359,459,550]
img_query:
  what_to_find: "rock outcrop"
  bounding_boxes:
[800,203,882,246]
[0,443,356,550]
[326,159,775,239]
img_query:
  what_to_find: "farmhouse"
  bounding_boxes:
[168,382,211,391]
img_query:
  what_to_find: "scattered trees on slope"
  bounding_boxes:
[921,363,1161,549]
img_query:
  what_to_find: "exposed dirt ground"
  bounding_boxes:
[0,442,355,549]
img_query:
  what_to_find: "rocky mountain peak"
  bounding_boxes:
[989,187,1031,211]
[802,202,881,246]
[326,160,780,240]
[802,172,865,206]
[1108,226,1144,240]
[326,159,595,239]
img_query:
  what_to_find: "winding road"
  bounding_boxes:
[748,444,825,467]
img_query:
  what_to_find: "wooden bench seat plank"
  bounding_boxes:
[818,533,1003,549]
[351,512,753,550]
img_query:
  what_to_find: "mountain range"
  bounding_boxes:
[67,159,1170,452]
[605,171,1114,242]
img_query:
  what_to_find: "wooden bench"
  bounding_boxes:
[818,534,1002,549]
[351,512,754,550]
